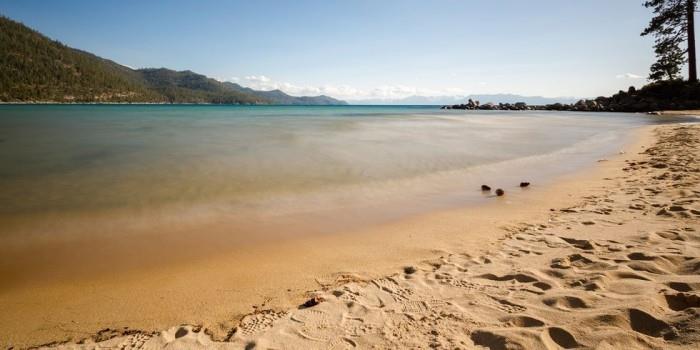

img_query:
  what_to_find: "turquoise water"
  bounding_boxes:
[0,105,687,231]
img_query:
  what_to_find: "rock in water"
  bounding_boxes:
[495,189,505,196]
[481,185,492,191]
[520,182,530,188]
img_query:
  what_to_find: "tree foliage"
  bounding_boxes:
[641,0,697,81]
[0,16,345,105]
[0,16,163,102]
[138,68,268,104]
[649,41,686,80]
[0,15,272,103]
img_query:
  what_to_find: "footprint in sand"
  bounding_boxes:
[678,258,700,275]
[401,300,430,314]
[607,270,651,281]
[326,336,358,349]
[655,229,687,241]
[558,267,610,289]
[477,272,555,294]
[551,253,613,270]
[290,308,335,326]
[662,292,700,311]
[236,310,287,337]
[546,327,581,349]
[470,329,541,350]
[477,273,539,283]
[626,261,670,274]
[371,277,413,302]
[666,281,700,292]
[627,308,678,340]
[542,295,590,310]
[401,298,450,315]
[499,315,545,327]
[532,281,553,291]
[115,333,152,349]
[559,237,596,250]
[486,296,528,314]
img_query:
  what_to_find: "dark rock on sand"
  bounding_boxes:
[300,296,325,308]
[175,327,188,338]
[520,182,530,188]
[495,189,505,196]
[481,185,492,191]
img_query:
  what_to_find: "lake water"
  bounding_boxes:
[0,105,684,242]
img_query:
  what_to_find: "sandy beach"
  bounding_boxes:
[2,0,699,348]
[0,122,692,349]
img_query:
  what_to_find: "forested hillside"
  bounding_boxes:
[0,16,346,105]
[0,16,163,102]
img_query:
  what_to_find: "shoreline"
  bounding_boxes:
[653,110,700,116]
[1,123,680,348]
[33,123,699,350]
[1,103,700,115]
[0,110,646,293]
[211,123,698,350]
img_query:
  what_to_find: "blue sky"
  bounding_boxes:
[0,0,687,100]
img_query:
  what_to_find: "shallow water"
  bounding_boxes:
[0,105,687,238]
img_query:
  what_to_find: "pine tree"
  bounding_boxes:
[649,38,686,80]
[642,0,697,82]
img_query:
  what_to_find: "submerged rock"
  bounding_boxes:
[520,182,530,188]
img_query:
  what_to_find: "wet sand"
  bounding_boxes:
[655,110,700,116]
[2,124,700,349]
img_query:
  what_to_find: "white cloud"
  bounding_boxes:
[226,75,470,101]
[616,73,643,79]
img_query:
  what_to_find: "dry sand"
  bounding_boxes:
[4,123,700,349]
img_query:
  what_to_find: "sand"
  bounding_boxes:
[654,110,700,116]
[4,123,700,349]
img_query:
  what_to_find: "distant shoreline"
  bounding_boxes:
[3,103,700,118]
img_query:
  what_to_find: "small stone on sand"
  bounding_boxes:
[495,189,505,196]
[300,296,325,308]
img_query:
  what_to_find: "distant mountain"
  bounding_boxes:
[0,16,346,105]
[137,69,266,104]
[349,94,579,106]
[223,82,346,105]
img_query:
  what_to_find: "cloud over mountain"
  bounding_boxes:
[229,75,473,101]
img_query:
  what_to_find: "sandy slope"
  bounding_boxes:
[37,124,700,349]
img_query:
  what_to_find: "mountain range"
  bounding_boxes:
[0,16,346,105]
[0,15,582,106]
